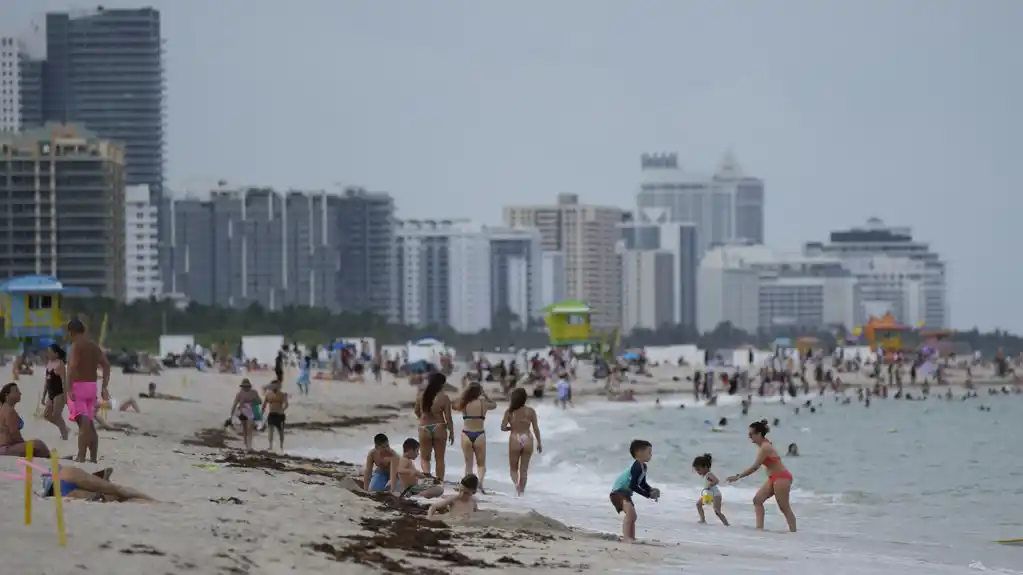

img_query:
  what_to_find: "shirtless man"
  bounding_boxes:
[261,381,289,451]
[390,438,444,499]
[65,318,110,463]
[363,433,398,492]
[427,474,480,518]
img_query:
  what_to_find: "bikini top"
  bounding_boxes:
[18,416,24,430]
[763,456,780,466]
[462,414,485,421]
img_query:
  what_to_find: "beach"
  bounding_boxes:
[1,368,674,575]
[2,363,1020,575]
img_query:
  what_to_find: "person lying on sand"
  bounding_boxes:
[390,438,444,499]
[93,396,140,430]
[427,474,479,518]
[364,433,398,492]
[42,465,155,502]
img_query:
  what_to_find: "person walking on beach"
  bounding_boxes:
[295,356,311,396]
[65,318,109,463]
[692,453,729,525]
[500,387,542,496]
[229,379,260,451]
[455,383,496,492]
[42,343,70,440]
[727,419,797,532]
[415,373,454,483]
[609,439,660,543]
[262,381,289,451]
[0,383,51,457]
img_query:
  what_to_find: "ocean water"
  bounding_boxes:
[298,392,1023,574]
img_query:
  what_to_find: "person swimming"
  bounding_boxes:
[692,453,729,526]
[364,433,397,492]
[500,387,542,496]
[727,420,797,532]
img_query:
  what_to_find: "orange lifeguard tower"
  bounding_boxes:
[863,313,909,353]
[795,336,819,355]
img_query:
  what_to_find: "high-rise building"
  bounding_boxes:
[0,36,42,132]
[487,226,543,325]
[164,194,215,305]
[0,123,126,298]
[805,218,947,328]
[165,187,341,310]
[334,188,395,317]
[620,250,676,332]
[697,243,859,334]
[636,151,765,254]
[124,184,161,302]
[393,219,491,333]
[540,251,567,309]
[43,7,165,203]
[618,211,699,329]
[503,194,623,329]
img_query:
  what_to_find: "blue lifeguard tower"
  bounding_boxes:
[0,275,90,342]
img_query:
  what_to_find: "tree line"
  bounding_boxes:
[2,297,1020,357]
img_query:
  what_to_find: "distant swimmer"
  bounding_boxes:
[500,388,542,496]
[727,420,798,532]
[692,453,729,526]
[609,439,660,543]
[415,373,454,482]
[787,443,799,456]
[455,383,496,492]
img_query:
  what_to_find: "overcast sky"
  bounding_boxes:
[3,0,1021,332]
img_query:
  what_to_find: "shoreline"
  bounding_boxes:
[1,367,673,575]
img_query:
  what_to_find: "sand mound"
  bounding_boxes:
[447,509,572,533]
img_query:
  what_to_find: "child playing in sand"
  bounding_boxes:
[390,438,444,499]
[609,439,660,543]
[427,474,479,518]
[692,453,729,526]
[363,433,398,492]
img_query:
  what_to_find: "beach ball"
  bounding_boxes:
[701,489,714,505]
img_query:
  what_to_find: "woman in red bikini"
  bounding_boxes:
[727,419,797,532]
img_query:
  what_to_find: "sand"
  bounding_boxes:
[1,367,677,575]
[2,360,1011,575]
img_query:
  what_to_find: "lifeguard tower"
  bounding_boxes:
[863,312,909,355]
[541,300,592,346]
[0,275,90,341]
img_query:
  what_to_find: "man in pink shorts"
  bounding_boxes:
[65,318,110,463]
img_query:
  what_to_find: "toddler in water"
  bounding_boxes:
[609,439,660,543]
[692,453,729,525]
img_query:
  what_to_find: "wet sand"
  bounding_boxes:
[0,367,675,575]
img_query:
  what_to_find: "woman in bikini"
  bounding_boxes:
[0,383,51,457]
[42,465,155,502]
[42,344,70,440]
[455,382,496,492]
[727,419,797,532]
[228,379,260,451]
[500,387,542,496]
[415,373,454,482]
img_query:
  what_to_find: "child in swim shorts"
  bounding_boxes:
[609,439,660,543]
[391,438,444,499]
[692,452,729,525]
[363,433,396,492]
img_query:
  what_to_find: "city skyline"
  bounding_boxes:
[3,0,1019,331]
